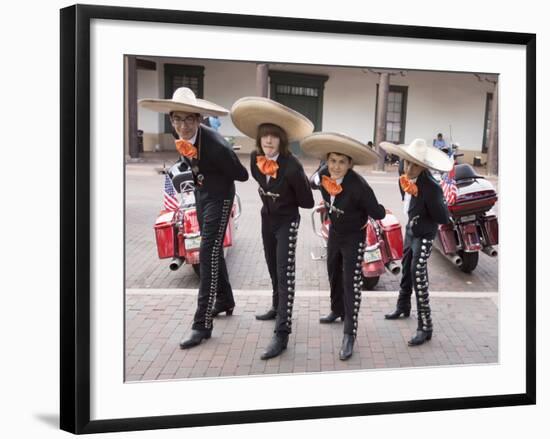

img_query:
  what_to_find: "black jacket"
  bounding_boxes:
[176,125,249,199]
[406,170,451,238]
[250,150,314,218]
[318,168,385,234]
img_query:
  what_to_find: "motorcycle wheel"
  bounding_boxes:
[192,263,200,277]
[362,276,380,291]
[459,251,479,273]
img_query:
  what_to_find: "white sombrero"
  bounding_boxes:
[139,87,229,116]
[231,97,314,142]
[300,132,380,166]
[380,138,453,172]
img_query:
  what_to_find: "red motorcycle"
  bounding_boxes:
[153,165,241,277]
[435,163,498,273]
[311,204,404,290]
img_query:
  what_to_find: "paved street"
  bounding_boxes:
[126,290,497,381]
[125,153,499,381]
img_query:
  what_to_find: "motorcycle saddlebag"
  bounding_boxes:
[437,223,458,254]
[180,207,234,252]
[481,214,499,246]
[154,210,177,259]
[379,214,404,260]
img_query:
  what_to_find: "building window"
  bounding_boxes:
[269,71,328,133]
[482,92,493,153]
[374,85,408,145]
[164,64,204,133]
[275,84,319,97]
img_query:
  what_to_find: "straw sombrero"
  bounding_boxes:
[300,132,380,166]
[380,139,453,172]
[139,87,229,116]
[231,97,314,142]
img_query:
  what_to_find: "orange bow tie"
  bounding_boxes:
[322,175,343,196]
[175,139,198,159]
[256,155,279,179]
[400,174,418,197]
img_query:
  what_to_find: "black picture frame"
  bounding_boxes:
[60,4,536,434]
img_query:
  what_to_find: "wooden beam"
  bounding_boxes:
[374,72,390,171]
[126,55,139,159]
[256,63,269,97]
[486,81,499,176]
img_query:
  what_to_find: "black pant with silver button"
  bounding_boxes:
[326,229,365,336]
[261,214,300,334]
[191,192,235,331]
[397,225,434,335]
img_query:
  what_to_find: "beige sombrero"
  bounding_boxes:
[139,87,229,116]
[231,97,314,142]
[380,138,453,172]
[300,132,380,166]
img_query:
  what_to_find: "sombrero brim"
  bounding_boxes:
[139,98,229,116]
[380,141,453,172]
[231,97,314,142]
[300,132,380,166]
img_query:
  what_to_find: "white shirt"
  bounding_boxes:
[403,176,418,215]
[264,153,279,183]
[330,177,344,205]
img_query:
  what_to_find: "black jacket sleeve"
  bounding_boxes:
[424,178,451,225]
[207,128,249,182]
[359,181,386,220]
[289,159,315,209]
[219,143,249,182]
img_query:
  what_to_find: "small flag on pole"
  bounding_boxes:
[441,167,458,206]
[163,174,179,211]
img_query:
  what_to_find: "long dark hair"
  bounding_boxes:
[255,123,290,156]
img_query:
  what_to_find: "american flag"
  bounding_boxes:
[163,173,180,211]
[441,167,458,206]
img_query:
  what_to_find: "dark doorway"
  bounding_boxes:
[269,71,328,155]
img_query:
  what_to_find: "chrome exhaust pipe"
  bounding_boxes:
[444,253,463,266]
[385,260,401,275]
[169,257,184,271]
[482,246,498,257]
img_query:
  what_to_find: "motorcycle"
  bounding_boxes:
[309,166,404,290]
[434,151,499,273]
[153,162,241,277]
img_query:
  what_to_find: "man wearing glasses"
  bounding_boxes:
[140,87,249,349]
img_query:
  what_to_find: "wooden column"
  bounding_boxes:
[374,72,390,171]
[256,63,269,97]
[486,81,499,176]
[126,55,139,159]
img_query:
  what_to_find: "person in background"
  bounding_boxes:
[433,133,447,149]
[208,115,221,131]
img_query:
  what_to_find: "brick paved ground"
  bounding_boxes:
[125,289,498,381]
[125,154,499,381]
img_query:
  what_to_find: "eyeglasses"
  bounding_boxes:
[171,115,198,125]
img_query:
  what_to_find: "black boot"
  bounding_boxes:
[179,329,212,349]
[384,308,411,319]
[260,332,289,360]
[339,334,355,361]
[255,307,277,321]
[408,329,432,346]
[212,304,235,317]
[385,291,411,319]
[319,311,344,323]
